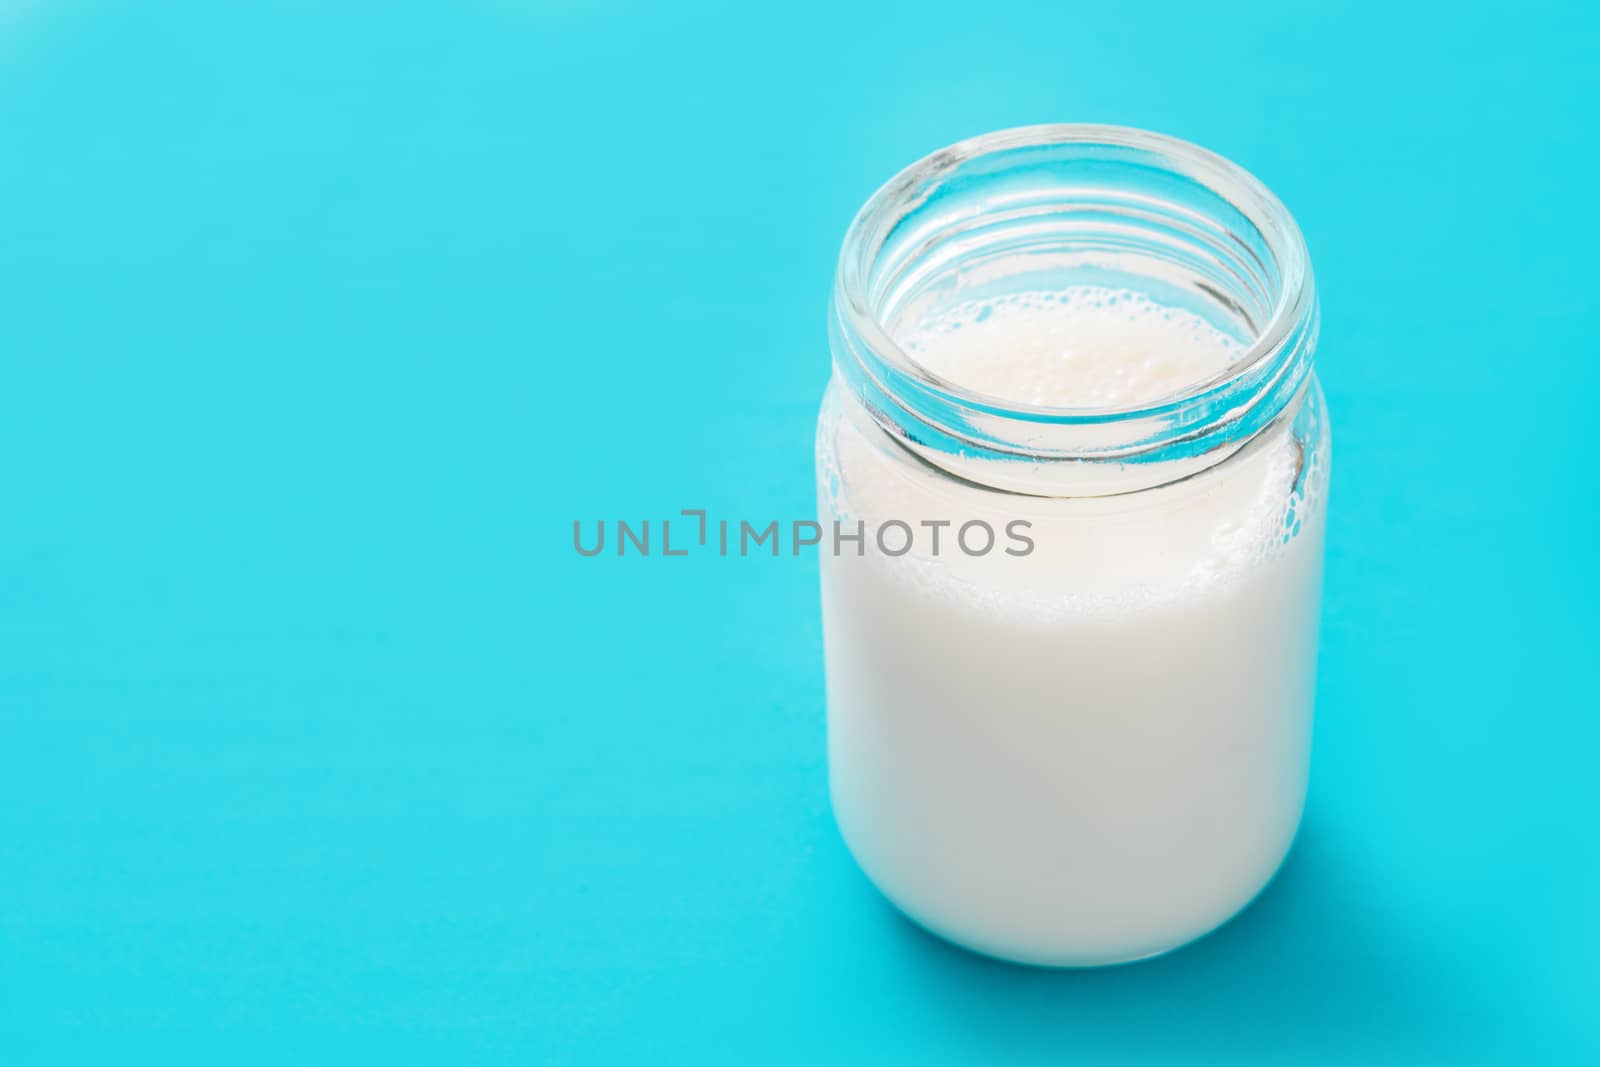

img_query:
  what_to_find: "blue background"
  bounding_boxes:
[1,1,1595,1062]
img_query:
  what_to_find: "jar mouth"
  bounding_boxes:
[829,124,1318,496]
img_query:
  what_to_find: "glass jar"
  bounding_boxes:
[817,125,1329,967]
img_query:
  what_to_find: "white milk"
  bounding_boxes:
[818,287,1327,966]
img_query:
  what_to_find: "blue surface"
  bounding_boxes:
[1,1,1596,1062]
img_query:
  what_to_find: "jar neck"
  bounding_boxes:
[829,124,1318,497]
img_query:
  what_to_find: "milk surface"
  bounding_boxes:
[903,286,1241,408]
[818,287,1327,965]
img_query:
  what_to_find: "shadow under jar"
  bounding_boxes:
[817,125,1329,967]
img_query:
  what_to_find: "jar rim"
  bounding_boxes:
[833,123,1315,423]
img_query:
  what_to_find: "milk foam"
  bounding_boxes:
[900,287,1243,409]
